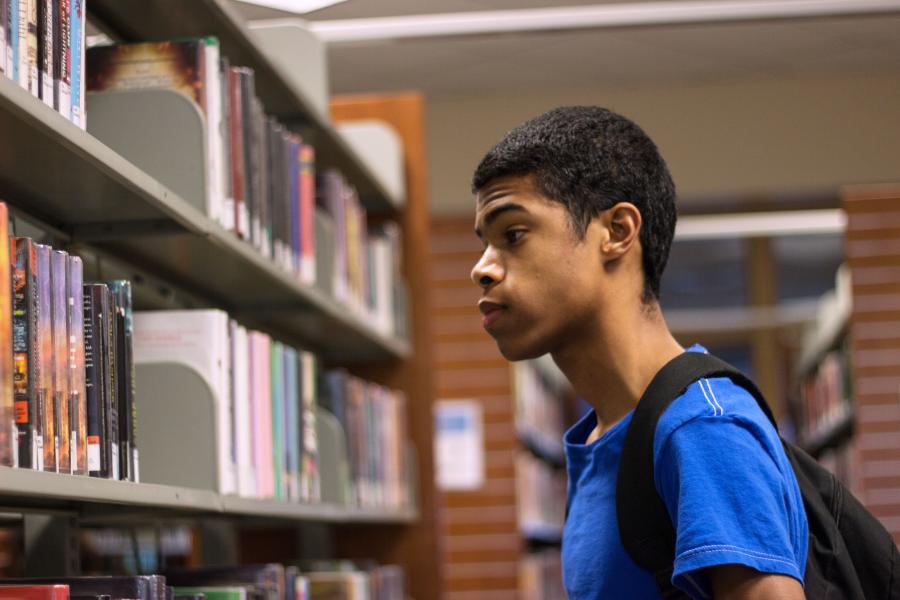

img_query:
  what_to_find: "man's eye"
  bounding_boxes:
[505,229,525,244]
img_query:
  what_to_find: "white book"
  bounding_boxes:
[203,38,224,226]
[233,324,256,498]
[132,309,237,495]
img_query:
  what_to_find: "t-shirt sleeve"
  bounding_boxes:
[654,413,805,598]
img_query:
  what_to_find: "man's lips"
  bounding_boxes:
[478,300,506,328]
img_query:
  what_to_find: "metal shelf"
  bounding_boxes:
[87,0,401,214]
[0,467,417,524]
[0,76,408,362]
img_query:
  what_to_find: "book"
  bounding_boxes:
[108,280,136,482]
[270,341,284,499]
[67,255,86,474]
[231,322,255,497]
[12,237,40,469]
[0,584,70,600]
[86,40,221,220]
[0,205,13,468]
[249,331,273,498]
[306,572,369,600]
[173,588,245,600]
[0,0,6,75]
[227,66,248,239]
[3,576,164,600]
[105,289,120,480]
[36,0,50,107]
[283,345,299,501]
[164,564,284,600]
[53,0,70,117]
[69,0,83,127]
[35,243,54,471]
[299,144,316,285]
[50,249,70,473]
[299,351,319,502]
[133,309,234,494]
[8,0,17,82]
[23,0,36,95]
[83,283,109,477]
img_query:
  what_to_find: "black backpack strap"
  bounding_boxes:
[616,352,777,596]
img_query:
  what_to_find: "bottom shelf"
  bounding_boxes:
[0,467,418,524]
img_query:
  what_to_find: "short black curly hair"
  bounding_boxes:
[472,106,677,303]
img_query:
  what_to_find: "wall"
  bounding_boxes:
[427,71,900,216]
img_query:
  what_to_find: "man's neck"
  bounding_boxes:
[552,302,684,436]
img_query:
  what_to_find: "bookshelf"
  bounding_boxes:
[0,0,429,590]
[86,0,401,214]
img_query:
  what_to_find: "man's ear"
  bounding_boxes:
[600,202,641,262]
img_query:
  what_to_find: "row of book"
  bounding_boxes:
[798,348,852,445]
[0,562,405,600]
[515,452,566,534]
[85,39,406,339]
[0,0,86,127]
[133,310,320,503]
[320,370,409,510]
[0,202,138,480]
[513,361,566,461]
[519,550,565,600]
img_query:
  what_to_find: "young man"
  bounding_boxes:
[470,107,808,599]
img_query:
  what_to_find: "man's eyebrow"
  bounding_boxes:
[474,203,529,238]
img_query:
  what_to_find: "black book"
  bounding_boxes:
[84,283,109,477]
[108,280,135,482]
[12,237,40,469]
[238,68,257,249]
[104,288,120,480]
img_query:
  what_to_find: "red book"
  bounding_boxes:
[0,584,70,600]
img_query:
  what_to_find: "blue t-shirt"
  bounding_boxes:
[562,347,808,599]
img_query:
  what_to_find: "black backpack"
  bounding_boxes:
[616,351,900,599]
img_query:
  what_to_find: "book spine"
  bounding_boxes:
[300,145,316,285]
[68,256,86,475]
[54,0,70,117]
[83,284,105,476]
[37,0,50,107]
[12,238,38,469]
[35,244,54,471]
[7,0,16,82]
[68,0,82,127]
[228,67,247,238]
[0,205,13,467]
[113,294,130,480]
[24,0,36,94]
[203,38,224,227]
[15,0,25,88]
[238,69,256,247]
[105,291,119,480]
[50,249,69,473]
[219,56,234,232]
[270,341,283,499]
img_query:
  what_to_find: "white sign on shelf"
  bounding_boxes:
[434,399,484,491]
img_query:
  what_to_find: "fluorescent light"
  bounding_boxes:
[235,0,347,15]
[675,209,845,240]
[309,0,900,43]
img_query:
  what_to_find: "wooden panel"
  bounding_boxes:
[844,184,900,544]
[429,217,522,599]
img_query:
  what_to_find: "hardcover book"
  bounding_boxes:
[0,204,13,468]
[23,0,37,94]
[50,249,70,473]
[68,255,86,474]
[83,283,108,477]
[108,280,137,481]
[0,584,69,600]
[53,0,71,117]
[12,236,40,469]
[36,0,50,107]
[69,0,84,127]
[35,243,55,471]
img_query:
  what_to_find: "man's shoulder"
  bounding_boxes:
[654,376,774,451]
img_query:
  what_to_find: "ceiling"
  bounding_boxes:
[232,1,900,98]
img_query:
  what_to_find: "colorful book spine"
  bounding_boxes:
[0,204,13,467]
[270,340,284,499]
[0,0,6,76]
[299,144,316,285]
[50,249,70,473]
[54,0,70,117]
[12,237,40,469]
[68,255,86,474]
[227,66,247,239]
[283,346,299,501]
[83,283,108,477]
[35,243,54,471]
[37,0,51,107]
[300,351,318,501]
[7,0,17,81]
[69,0,83,127]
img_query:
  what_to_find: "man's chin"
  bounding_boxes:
[494,336,546,362]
